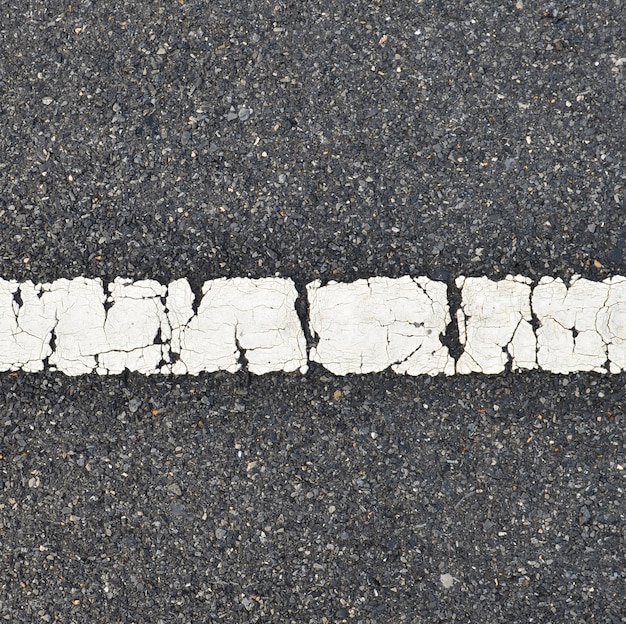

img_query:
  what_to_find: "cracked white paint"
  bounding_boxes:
[43,277,108,375]
[0,279,54,372]
[97,279,169,375]
[532,275,626,374]
[0,276,305,376]
[167,277,307,375]
[456,275,537,374]
[0,274,624,376]
[36,277,169,376]
[307,276,454,376]
[598,276,626,373]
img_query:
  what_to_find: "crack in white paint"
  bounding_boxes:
[455,275,537,374]
[166,277,307,375]
[307,276,454,376]
[0,279,54,372]
[532,275,626,374]
[0,274,624,376]
[597,276,626,373]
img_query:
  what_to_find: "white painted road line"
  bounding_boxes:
[455,275,537,374]
[166,277,308,375]
[533,275,626,374]
[0,275,624,375]
[307,276,454,376]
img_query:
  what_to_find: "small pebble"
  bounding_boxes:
[238,107,252,121]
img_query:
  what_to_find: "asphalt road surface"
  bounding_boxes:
[0,1,624,622]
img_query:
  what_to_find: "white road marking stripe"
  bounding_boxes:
[455,275,537,374]
[533,275,626,374]
[307,276,454,376]
[0,275,623,375]
[167,277,307,375]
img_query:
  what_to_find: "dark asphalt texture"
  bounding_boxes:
[0,1,625,622]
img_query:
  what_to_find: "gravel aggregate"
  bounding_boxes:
[1,372,624,622]
[0,0,623,287]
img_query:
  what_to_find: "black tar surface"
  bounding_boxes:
[0,0,624,622]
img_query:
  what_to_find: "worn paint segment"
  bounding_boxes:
[0,279,54,372]
[455,275,537,374]
[0,276,307,376]
[167,277,307,375]
[0,274,624,376]
[307,276,454,376]
[533,275,626,374]
[456,274,626,375]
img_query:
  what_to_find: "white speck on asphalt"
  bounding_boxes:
[440,573,458,589]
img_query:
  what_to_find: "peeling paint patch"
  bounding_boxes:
[168,277,307,375]
[456,275,537,374]
[533,275,626,374]
[307,276,454,376]
[0,279,54,372]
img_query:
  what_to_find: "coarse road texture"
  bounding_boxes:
[0,1,624,623]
